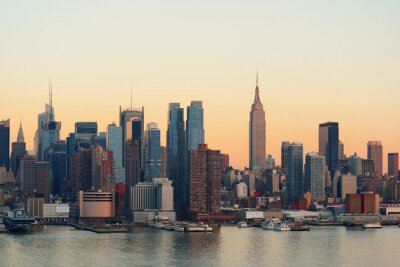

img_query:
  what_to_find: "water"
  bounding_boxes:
[0,225,399,267]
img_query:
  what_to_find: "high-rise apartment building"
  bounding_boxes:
[249,77,266,170]
[188,144,221,217]
[367,141,383,177]
[319,122,339,177]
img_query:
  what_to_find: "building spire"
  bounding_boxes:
[48,77,55,121]
[17,120,25,143]
[254,72,260,103]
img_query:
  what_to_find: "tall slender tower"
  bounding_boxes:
[249,75,266,170]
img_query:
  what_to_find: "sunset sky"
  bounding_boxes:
[1,1,399,172]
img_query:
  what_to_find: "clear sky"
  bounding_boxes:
[1,1,399,171]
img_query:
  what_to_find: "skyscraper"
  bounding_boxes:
[119,106,144,168]
[348,154,363,177]
[35,82,61,161]
[107,123,125,183]
[44,141,67,195]
[125,138,141,216]
[339,140,345,159]
[0,119,10,171]
[286,143,304,205]
[186,101,204,151]
[319,122,339,177]
[249,76,266,170]
[388,153,399,177]
[144,123,161,182]
[367,141,383,177]
[166,103,186,218]
[11,122,27,177]
[304,152,326,202]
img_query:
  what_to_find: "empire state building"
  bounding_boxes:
[249,76,266,170]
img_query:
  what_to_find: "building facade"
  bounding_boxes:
[319,122,339,177]
[368,141,383,177]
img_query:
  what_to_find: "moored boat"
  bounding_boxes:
[237,221,248,228]
[363,222,382,229]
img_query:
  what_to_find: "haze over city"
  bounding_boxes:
[1,1,399,171]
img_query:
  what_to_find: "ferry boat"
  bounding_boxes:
[273,222,291,231]
[261,218,281,230]
[3,209,36,233]
[184,223,213,232]
[237,221,248,228]
[363,222,382,229]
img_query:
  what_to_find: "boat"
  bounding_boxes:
[363,222,382,229]
[237,221,248,228]
[262,218,281,230]
[154,222,165,229]
[3,209,36,233]
[273,222,291,231]
[185,223,213,232]
[164,223,175,231]
[174,225,185,232]
[148,222,156,228]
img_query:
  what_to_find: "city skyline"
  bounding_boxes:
[1,1,400,171]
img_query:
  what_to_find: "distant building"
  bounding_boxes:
[70,191,115,221]
[130,178,174,212]
[43,202,70,223]
[388,153,399,177]
[348,154,363,177]
[235,182,248,199]
[249,77,266,170]
[44,141,67,195]
[368,141,383,177]
[319,122,339,177]
[19,156,50,202]
[281,141,290,175]
[27,197,44,218]
[144,123,161,182]
[166,103,186,218]
[362,159,375,177]
[0,119,10,171]
[265,155,275,170]
[304,152,326,202]
[188,144,221,217]
[75,122,98,150]
[160,146,167,178]
[339,140,345,159]
[346,193,379,215]
[333,173,356,201]
[186,101,205,151]
[286,143,304,205]
[107,123,125,183]
[11,122,27,177]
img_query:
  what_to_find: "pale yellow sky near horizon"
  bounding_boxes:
[1,1,399,172]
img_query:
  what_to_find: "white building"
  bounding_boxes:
[153,178,174,211]
[43,202,70,222]
[235,182,248,199]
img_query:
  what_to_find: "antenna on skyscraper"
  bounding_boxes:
[256,70,259,87]
[49,76,54,121]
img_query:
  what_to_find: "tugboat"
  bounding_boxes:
[3,209,36,233]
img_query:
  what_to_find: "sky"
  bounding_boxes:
[1,1,399,172]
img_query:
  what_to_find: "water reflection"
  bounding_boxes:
[1,225,400,267]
